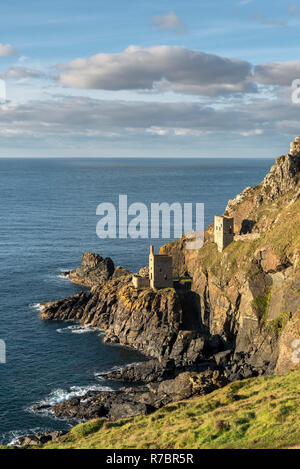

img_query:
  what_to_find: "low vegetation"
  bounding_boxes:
[42,367,300,450]
[264,312,293,338]
[194,195,300,286]
[252,289,272,325]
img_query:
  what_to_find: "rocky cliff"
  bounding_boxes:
[62,252,115,287]
[41,269,209,366]
[161,153,300,376]
[40,152,300,389]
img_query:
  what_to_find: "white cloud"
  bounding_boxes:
[146,126,169,136]
[147,126,210,136]
[151,11,187,34]
[254,60,300,85]
[0,43,18,57]
[1,66,45,80]
[0,95,297,141]
[55,45,300,96]
[57,45,255,97]
[238,129,264,137]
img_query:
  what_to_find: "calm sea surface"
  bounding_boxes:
[0,157,272,443]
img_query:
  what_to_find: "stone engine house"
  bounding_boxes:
[132,246,173,290]
[149,245,173,289]
[214,215,234,252]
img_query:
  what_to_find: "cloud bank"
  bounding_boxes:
[0,96,298,139]
[1,42,299,155]
[57,45,300,96]
[57,45,256,96]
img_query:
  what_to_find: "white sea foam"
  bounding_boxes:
[2,427,53,447]
[32,383,112,412]
[56,273,70,280]
[56,324,101,334]
[30,303,43,312]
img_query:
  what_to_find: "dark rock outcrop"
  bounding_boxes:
[63,252,115,287]
[41,292,88,321]
[103,359,177,383]
[102,358,217,383]
[112,265,131,279]
[14,431,67,447]
[41,275,209,365]
[49,370,227,421]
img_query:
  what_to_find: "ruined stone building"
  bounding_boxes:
[214,216,234,252]
[132,273,150,289]
[149,245,173,289]
[290,136,300,156]
[132,246,173,290]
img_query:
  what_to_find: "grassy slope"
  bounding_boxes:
[44,367,300,450]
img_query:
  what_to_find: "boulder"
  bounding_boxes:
[14,430,67,447]
[66,253,115,287]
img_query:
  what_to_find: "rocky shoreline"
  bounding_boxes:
[18,151,300,446]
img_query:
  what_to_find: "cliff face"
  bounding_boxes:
[41,152,300,378]
[161,153,300,375]
[41,274,207,365]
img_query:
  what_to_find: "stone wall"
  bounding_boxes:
[132,275,150,289]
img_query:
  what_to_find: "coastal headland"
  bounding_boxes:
[16,146,300,447]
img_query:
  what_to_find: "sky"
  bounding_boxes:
[0,0,300,157]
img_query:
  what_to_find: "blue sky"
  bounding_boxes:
[0,0,299,157]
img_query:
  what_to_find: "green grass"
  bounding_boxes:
[264,312,293,338]
[259,198,300,259]
[252,289,272,325]
[42,367,300,450]
[196,239,260,284]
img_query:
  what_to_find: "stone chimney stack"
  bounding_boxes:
[150,245,154,256]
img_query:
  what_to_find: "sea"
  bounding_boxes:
[0,157,272,444]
